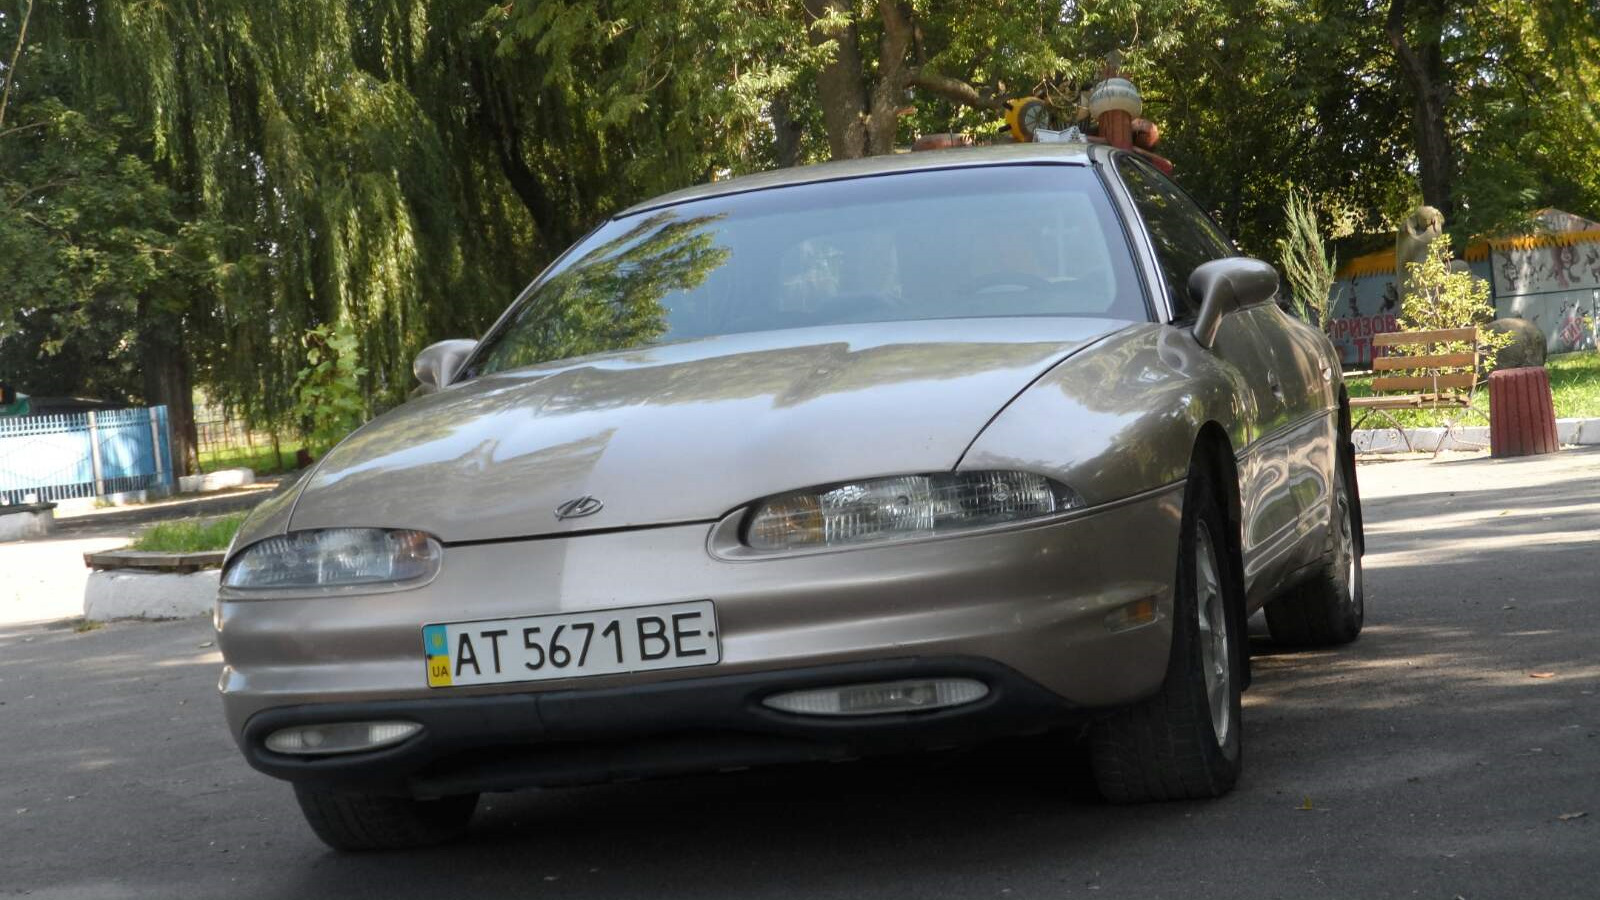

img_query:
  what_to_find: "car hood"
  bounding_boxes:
[287,318,1127,542]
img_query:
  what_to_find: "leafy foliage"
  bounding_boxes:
[1277,189,1339,329]
[1396,234,1513,368]
[293,324,370,457]
[1,0,1597,449]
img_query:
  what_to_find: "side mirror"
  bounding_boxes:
[1189,257,1280,349]
[413,339,478,392]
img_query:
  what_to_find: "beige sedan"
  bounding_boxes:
[217,144,1363,850]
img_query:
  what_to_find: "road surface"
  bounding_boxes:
[2,449,1596,899]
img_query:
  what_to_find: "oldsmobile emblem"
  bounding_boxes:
[555,496,604,520]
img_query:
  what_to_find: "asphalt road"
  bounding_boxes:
[3,449,1597,899]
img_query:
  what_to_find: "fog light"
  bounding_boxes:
[762,678,989,716]
[264,721,422,755]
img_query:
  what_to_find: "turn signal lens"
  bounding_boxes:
[762,678,990,716]
[264,721,422,756]
[746,471,1081,551]
[1104,597,1159,632]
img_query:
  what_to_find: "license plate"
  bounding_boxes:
[422,600,719,688]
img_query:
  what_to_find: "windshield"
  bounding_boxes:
[470,164,1147,377]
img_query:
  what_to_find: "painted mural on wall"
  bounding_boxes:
[1326,274,1401,368]
[1325,210,1600,368]
[1492,242,1600,353]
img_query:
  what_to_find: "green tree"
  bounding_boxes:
[1278,188,1339,329]
[1396,234,1512,367]
[0,82,208,467]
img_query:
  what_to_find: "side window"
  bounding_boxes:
[1116,156,1234,320]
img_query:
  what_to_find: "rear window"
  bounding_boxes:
[471,164,1147,377]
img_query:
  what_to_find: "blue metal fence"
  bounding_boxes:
[0,406,173,504]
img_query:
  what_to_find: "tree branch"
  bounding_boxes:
[905,68,1007,111]
[0,0,35,131]
[0,119,45,141]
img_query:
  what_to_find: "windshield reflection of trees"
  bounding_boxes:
[476,211,731,375]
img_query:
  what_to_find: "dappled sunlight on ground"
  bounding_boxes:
[2,450,1599,898]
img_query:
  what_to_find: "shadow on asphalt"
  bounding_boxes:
[7,449,1599,899]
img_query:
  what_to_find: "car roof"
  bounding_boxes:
[615,142,1099,218]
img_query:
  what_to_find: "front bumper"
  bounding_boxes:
[241,656,1076,796]
[219,484,1184,791]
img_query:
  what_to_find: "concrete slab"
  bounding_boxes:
[0,502,56,541]
[177,467,256,494]
[82,569,220,621]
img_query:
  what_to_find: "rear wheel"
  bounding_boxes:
[293,785,478,852]
[1264,462,1363,647]
[1089,462,1244,803]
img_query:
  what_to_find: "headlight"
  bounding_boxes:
[745,471,1082,551]
[222,529,442,589]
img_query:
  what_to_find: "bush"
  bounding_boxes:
[1277,189,1338,329]
[1395,234,1513,368]
[292,324,368,458]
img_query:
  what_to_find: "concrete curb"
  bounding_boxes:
[83,568,220,620]
[177,467,255,494]
[84,549,225,573]
[0,502,56,541]
[1354,416,1600,454]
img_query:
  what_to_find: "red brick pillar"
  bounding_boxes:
[1488,367,1559,458]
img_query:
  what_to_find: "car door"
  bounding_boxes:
[1113,155,1301,603]
[1255,304,1341,570]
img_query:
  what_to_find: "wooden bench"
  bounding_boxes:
[1350,326,1484,452]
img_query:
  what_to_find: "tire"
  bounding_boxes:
[1089,460,1244,803]
[293,785,478,852]
[1264,456,1364,647]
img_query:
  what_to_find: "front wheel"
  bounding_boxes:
[1089,462,1244,803]
[293,785,478,852]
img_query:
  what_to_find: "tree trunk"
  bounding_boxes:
[770,93,804,168]
[1386,0,1455,221]
[863,1,915,156]
[803,0,869,159]
[138,313,199,476]
[468,57,569,248]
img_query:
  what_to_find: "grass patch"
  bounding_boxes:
[198,441,303,476]
[130,513,247,552]
[1347,350,1600,429]
[72,618,103,633]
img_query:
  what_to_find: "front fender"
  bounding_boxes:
[958,323,1255,504]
